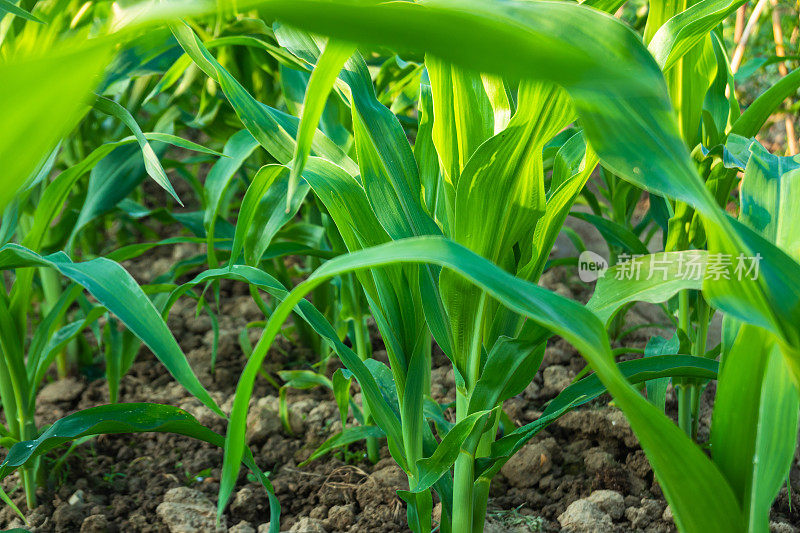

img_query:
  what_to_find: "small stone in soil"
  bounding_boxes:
[326,503,355,530]
[156,486,226,533]
[500,437,559,488]
[587,489,625,520]
[288,517,327,532]
[80,514,109,533]
[558,499,613,532]
[229,520,256,533]
[38,378,85,404]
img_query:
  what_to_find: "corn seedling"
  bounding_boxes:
[0,2,283,521]
[192,2,799,532]
[0,2,798,533]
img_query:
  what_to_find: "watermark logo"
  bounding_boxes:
[578,250,608,282]
[576,250,762,282]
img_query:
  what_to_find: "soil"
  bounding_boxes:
[1,186,799,533]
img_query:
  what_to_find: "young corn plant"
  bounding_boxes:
[0,5,283,522]
[168,18,594,530]
[642,0,800,438]
[160,1,799,532]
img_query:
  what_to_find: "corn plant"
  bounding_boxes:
[69,1,736,529]
[149,1,795,532]
[0,3,284,522]
[0,2,798,533]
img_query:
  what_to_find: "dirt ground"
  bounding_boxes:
[1,194,799,533]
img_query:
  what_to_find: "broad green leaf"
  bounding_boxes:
[220,236,743,532]
[704,218,800,372]
[738,142,800,260]
[731,68,800,139]
[0,403,280,533]
[467,338,543,414]
[648,0,747,71]
[332,369,353,425]
[747,348,799,530]
[710,325,799,530]
[204,129,261,267]
[0,38,113,211]
[241,166,310,267]
[643,334,679,411]
[0,245,222,417]
[543,354,718,417]
[415,79,441,220]
[94,97,182,204]
[521,135,598,280]
[0,0,42,22]
[412,410,493,493]
[287,39,355,205]
[426,57,493,198]
[31,308,106,401]
[586,251,707,325]
[441,81,574,374]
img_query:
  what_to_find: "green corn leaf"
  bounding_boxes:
[220,236,743,531]
[402,348,428,477]
[0,403,280,533]
[426,57,493,196]
[580,0,627,12]
[730,68,800,139]
[0,38,113,211]
[146,34,307,103]
[710,325,799,530]
[586,251,707,325]
[235,165,310,267]
[467,338,544,414]
[0,244,223,417]
[543,354,718,417]
[171,21,357,175]
[412,409,493,493]
[31,307,106,402]
[70,133,221,247]
[441,81,574,370]
[26,285,82,378]
[332,369,353,426]
[94,96,182,204]
[648,0,747,71]
[0,0,43,23]
[706,33,740,144]
[203,130,261,228]
[738,142,800,259]
[704,218,800,371]
[287,39,355,207]
[278,370,332,390]
[748,348,799,530]
[570,212,649,255]
[643,334,679,411]
[416,79,441,220]
[203,129,261,267]
[300,425,385,466]
[521,135,598,280]
[298,156,431,371]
